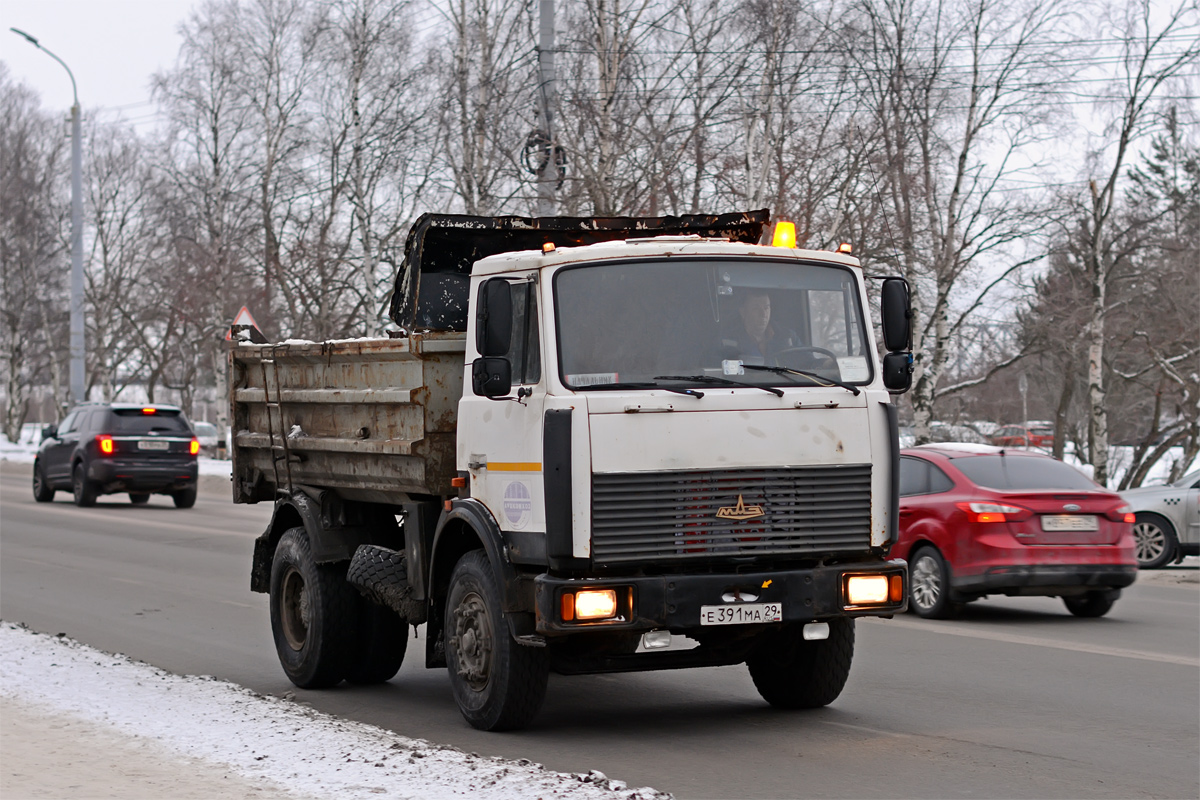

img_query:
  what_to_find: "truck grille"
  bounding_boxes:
[591,465,872,565]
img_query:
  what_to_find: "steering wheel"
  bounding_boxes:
[772,346,838,368]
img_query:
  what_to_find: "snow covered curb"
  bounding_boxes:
[0,623,669,800]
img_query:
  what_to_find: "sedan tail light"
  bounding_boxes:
[956,501,1031,523]
[1105,504,1135,523]
[96,435,115,455]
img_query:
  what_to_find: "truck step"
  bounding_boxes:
[347,544,428,624]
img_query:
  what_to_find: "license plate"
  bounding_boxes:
[1041,514,1098,532]
[699,603,783,626]
[138,440,170,451]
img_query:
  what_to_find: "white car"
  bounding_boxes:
[192,421,219,457]
[1119,470,1200,568]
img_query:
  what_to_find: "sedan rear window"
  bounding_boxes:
[953,455,1097,491]
[108,409,190,434]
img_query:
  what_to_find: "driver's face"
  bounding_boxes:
[740,293,771,340]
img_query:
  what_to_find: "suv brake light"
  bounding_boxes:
[189,439,201,456]
[956,501,1030,523]
[96,435,115,455]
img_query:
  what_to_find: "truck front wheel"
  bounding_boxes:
[445,550,548,731]
[747,618,855,709]
[269,528,356,689]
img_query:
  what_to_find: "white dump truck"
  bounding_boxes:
[232,210,915,730]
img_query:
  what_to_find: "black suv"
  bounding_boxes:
[33,403,200,508]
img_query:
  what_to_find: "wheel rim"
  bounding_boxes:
[1133,521,1166,565]
[911,554,942,611]
[450,590,492,692]
[279,566,310,651]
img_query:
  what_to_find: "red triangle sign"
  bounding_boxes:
[226,306,261,340]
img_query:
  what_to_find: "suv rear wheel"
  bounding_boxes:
[72,463,97,507]
[172,485,197,509]
[33,461,55,502]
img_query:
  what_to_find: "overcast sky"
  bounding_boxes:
[1,0,197,130]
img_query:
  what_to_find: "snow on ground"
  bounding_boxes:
[0,623,668,800]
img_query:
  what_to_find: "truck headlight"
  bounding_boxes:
[561,589,619,621]
[842,572,905,608]
[845,575,889,605]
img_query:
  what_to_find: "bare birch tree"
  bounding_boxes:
[845,0,1071,444]
[1071,0,1199,485]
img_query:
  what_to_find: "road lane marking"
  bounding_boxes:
[862,617,1199,667]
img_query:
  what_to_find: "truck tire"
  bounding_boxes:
[269,528,356,689]
[747,618,855,709]
[72,463,97,507]
[345,601,408,685]
[445,550,549,731]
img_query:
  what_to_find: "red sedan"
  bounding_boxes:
[990,423,1054,448]
[889,444,1137,618]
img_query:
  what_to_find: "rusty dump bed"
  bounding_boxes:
[229,332,465,505]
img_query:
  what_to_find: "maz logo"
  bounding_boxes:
[716,495,765,521]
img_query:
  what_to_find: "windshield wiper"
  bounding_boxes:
[574,381,704,399]
[740,365,861,396]
[655,375,784,397]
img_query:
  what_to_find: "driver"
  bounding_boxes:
[725,289,795,362]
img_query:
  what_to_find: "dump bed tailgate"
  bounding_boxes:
[230,333,465,504]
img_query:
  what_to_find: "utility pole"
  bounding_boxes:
[11,28,86,406]
[536,0,557,216]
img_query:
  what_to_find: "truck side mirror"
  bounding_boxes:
[41,424,57,441]
[882,352,913,393]
[472,356,513,398]
[476,279,513,357]
[881,278,910,353]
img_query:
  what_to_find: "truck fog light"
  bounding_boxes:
[574,589,618,620]
[846,574,889,605]
[803,622,830,641]
[641,630,671,649]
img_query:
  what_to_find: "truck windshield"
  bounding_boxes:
[554,258,871,390]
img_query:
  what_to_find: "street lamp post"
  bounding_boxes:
[11,28,86,407]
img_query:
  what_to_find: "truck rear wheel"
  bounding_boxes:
[445,550,548,731]
[747,618,855,709]
[345,601,408,685]
[269,528,356,689]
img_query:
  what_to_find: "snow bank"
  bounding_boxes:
[0,623,669,800]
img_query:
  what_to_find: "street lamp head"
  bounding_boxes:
[10,27,40,46]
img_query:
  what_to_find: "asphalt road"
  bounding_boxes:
[2,460,1198,799]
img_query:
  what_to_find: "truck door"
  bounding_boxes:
[461,275,547,537]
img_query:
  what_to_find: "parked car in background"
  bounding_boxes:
[193,421,219,456]
[889,443,1137,619]
[990,422,1054,448]
[1119,470,1200,569]
[33,403,200,508]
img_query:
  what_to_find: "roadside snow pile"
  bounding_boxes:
[0,623,669,800]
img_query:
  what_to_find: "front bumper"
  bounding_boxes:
[534,559,907,634]
[89,458,198,492]
[954,564,1137,596]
